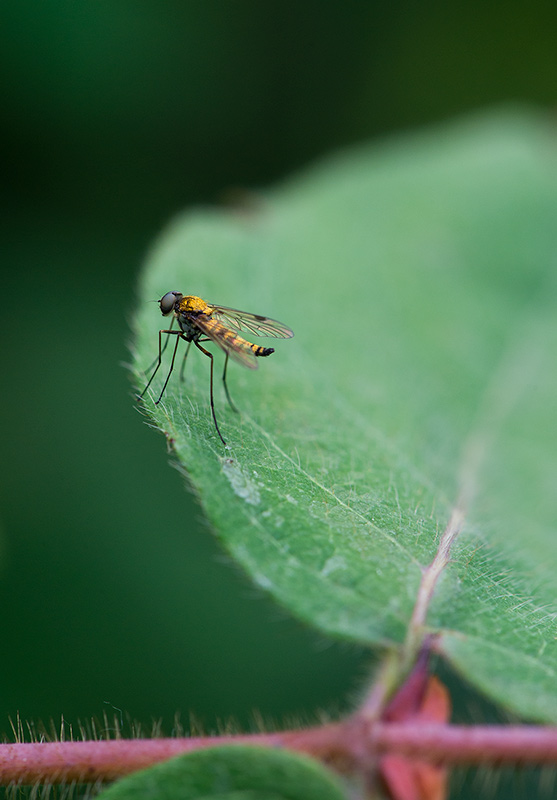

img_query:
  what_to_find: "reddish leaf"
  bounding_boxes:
[379,662,450,800]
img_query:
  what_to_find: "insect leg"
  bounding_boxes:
[145,316,175,375]
[222,352,239,413]
[139,329,181,400]
[194,340,227,446]
[155,333,184,404]
[179,340,193,382]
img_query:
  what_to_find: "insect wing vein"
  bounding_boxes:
[209,305,294,339]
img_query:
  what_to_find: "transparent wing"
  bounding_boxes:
[193,313,259,369]
[208,304,294,339]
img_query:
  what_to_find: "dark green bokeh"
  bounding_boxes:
[1,0,556,744]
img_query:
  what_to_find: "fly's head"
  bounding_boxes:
[159,291,183,317]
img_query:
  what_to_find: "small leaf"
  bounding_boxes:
[96,745,347,800]
[132,109,557,722]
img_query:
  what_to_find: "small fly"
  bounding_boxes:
[139,291,294,445]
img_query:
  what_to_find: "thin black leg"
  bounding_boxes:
[179,340,193,382]
[145,316,175,375]
[140,329,182,400]
[222,352,239,413]
[155,333,185,403]
[195,340,227,445]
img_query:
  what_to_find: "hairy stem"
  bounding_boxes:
[2,721,557,785]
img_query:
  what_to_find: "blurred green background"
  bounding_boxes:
[1,0,556,741]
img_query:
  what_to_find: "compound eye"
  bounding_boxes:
[159,291,180,315]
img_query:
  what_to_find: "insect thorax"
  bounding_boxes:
[176,312,204,341]
[178,295,209,313]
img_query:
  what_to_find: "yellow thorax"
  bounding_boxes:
[179,295,211,314]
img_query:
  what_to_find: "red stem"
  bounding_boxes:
[1,721,557,785]
[372,723,557,764]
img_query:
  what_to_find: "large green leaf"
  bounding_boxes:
[96,746,347,799]
[131,110,557,722]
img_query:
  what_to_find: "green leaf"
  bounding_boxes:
[96,745,347,800]
[131,109,557,722]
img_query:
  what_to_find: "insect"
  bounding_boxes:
[139,291,294,445]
